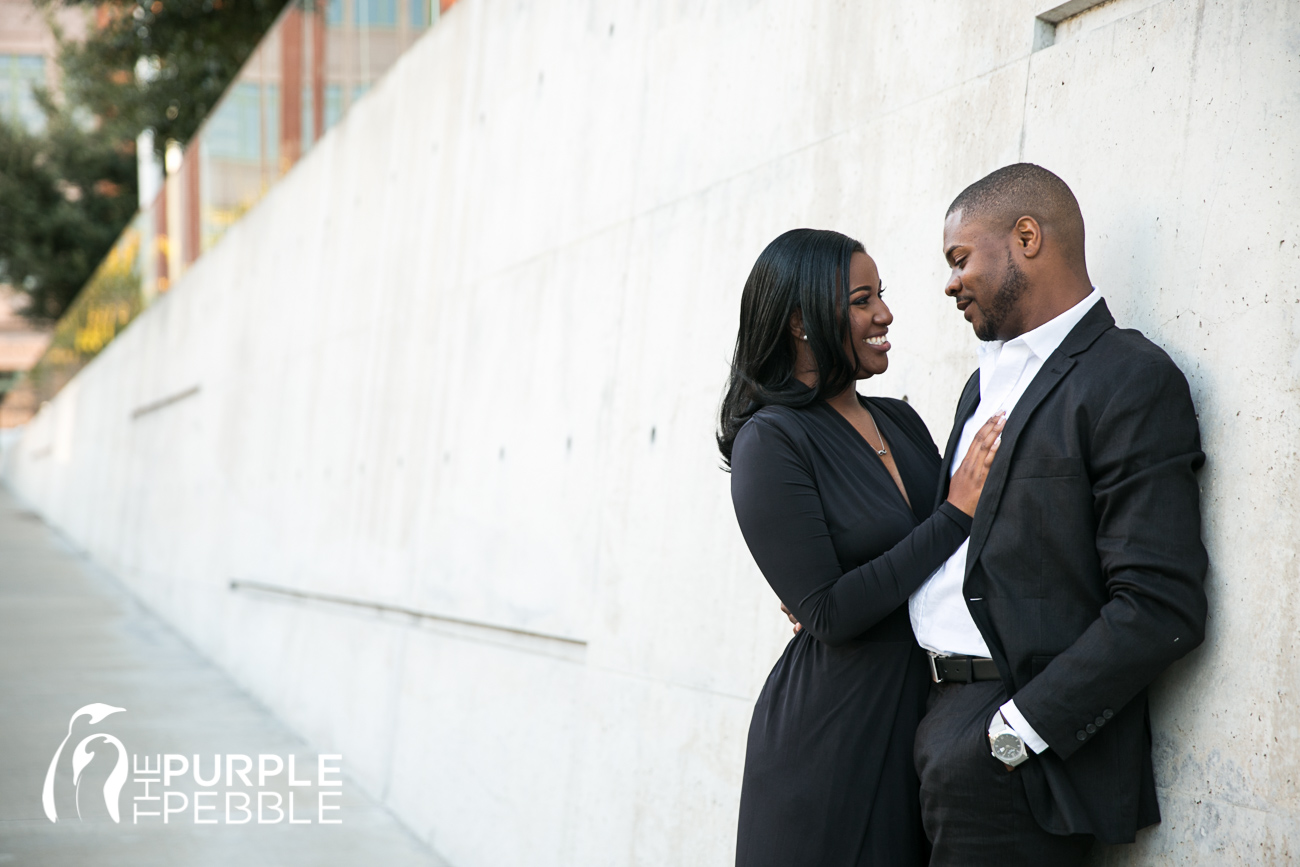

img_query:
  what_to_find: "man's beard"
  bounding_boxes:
[974,252,1028,341]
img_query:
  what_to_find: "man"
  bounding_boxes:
[907,163,1208,865]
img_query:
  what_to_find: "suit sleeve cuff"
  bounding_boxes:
[1000,699,1049,754]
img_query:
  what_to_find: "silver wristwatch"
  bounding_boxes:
[988,711,1029,767]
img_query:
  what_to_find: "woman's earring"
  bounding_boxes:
[800,334,808,341]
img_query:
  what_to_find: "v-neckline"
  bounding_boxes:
[821,396,916,518]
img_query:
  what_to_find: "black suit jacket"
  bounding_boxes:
[935,299,1208,844]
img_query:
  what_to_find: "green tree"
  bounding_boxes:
[0,0,290,322]
[0,100,137,320]
[54,0,291,158]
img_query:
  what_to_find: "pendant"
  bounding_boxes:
[877,448,888,456]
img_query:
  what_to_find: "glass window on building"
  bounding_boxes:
[324,84,343,130]
[203,82,279,165]
[204,83,262,162]
[0,55,47,132]
[409,0,428,28]
[353,0,397,28]
[326,0,343,26]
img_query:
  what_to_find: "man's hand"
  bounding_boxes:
[780,603,802,635]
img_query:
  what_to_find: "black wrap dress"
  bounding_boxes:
[729,395,974,867]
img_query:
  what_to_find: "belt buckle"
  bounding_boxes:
[927,652,944,684]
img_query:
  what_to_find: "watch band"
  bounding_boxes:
[988,711,1029,767]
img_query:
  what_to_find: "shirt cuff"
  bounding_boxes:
[999,699,1049,754]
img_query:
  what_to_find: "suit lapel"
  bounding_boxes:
[963,357,1076,582]
[963,299,1116,583]
[934,371,981,511]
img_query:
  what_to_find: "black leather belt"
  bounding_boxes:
[928,653,1000,684]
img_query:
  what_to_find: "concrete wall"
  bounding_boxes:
[5,0,1298,863]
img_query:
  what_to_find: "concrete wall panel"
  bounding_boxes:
[6,0,1299,863]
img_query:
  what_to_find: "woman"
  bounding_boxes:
[719,229,1003,866]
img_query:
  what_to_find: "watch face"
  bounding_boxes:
[992,732,1024,762]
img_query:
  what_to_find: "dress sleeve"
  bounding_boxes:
[730,415,972,647]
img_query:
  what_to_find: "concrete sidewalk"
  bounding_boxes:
[0,485,449,867]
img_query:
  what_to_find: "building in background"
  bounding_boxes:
[196,0,433,263]
[0,0,88,132]
[5,0,452,421]
[0,0,91,425]
[0,285,49,427]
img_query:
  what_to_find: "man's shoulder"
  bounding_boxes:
[1095,322,1175,360]
[1084,322,1186,379]
[1071,322,1196,418]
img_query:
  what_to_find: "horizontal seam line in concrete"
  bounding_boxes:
[229,578,587,646]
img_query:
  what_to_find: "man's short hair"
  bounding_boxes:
[947,163,1085,264]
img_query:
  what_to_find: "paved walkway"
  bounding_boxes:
[0,485,449,867]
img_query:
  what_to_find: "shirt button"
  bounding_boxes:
[1076,730,1088,741]
[1086,723,1096,734]
[1095,716,1106,727]
[1103,709,1114,719]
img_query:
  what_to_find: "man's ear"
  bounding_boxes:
[788,309,806,341]
[1014,216,1043,258]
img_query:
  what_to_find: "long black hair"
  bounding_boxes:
[717,228,865,467]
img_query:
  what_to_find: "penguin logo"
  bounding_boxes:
[43,703,128,823]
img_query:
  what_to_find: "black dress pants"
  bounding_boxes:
[914,680,1095,867]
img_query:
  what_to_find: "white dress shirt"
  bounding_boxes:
[909,288,1102,753]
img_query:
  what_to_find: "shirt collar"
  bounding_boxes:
[977,287,1103,364]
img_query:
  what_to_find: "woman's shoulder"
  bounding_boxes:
[865,395,940,448]
[733,405,814,459]
[737,405,795,440]
[750,403,807,425]
[865,395,924,426]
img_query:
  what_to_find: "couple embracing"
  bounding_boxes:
[719,164,1208,866]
